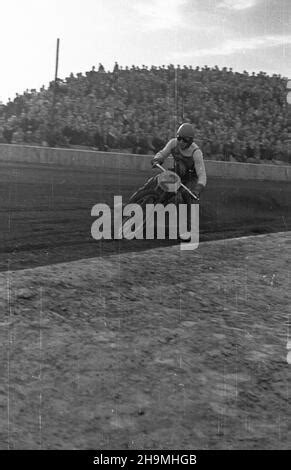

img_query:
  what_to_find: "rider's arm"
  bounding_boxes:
[193,149,207,193]
[153,139,176,163]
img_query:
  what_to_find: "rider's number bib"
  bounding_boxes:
[157,171,181,192]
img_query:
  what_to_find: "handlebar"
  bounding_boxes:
[152,162,166,172]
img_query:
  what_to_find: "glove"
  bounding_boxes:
[190,184,205,202]
[151,155,163,167]
[193,184,204,198]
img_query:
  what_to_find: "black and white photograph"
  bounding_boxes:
[0,0,290,460]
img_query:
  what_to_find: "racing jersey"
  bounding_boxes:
[155,138,207,187]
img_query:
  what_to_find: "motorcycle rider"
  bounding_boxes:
[151,123,207,202]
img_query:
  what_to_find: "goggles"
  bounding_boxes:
[177,136,193,144]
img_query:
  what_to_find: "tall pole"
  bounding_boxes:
[54,38,60,83]
[49,38,60,147]
[53,38,60,103]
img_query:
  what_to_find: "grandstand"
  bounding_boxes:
[0,64,289,164]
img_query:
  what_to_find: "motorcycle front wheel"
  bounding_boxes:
[119,192,159,239]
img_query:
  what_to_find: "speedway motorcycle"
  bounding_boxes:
[119,163,199,238]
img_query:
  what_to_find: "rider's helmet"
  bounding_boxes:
[176,123,194,147]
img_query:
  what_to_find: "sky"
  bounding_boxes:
[1,0,291,103]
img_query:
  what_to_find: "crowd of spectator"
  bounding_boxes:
[0,63,290,164]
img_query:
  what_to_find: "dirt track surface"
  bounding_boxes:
[0,232,290,450]
[0,161,290,271]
